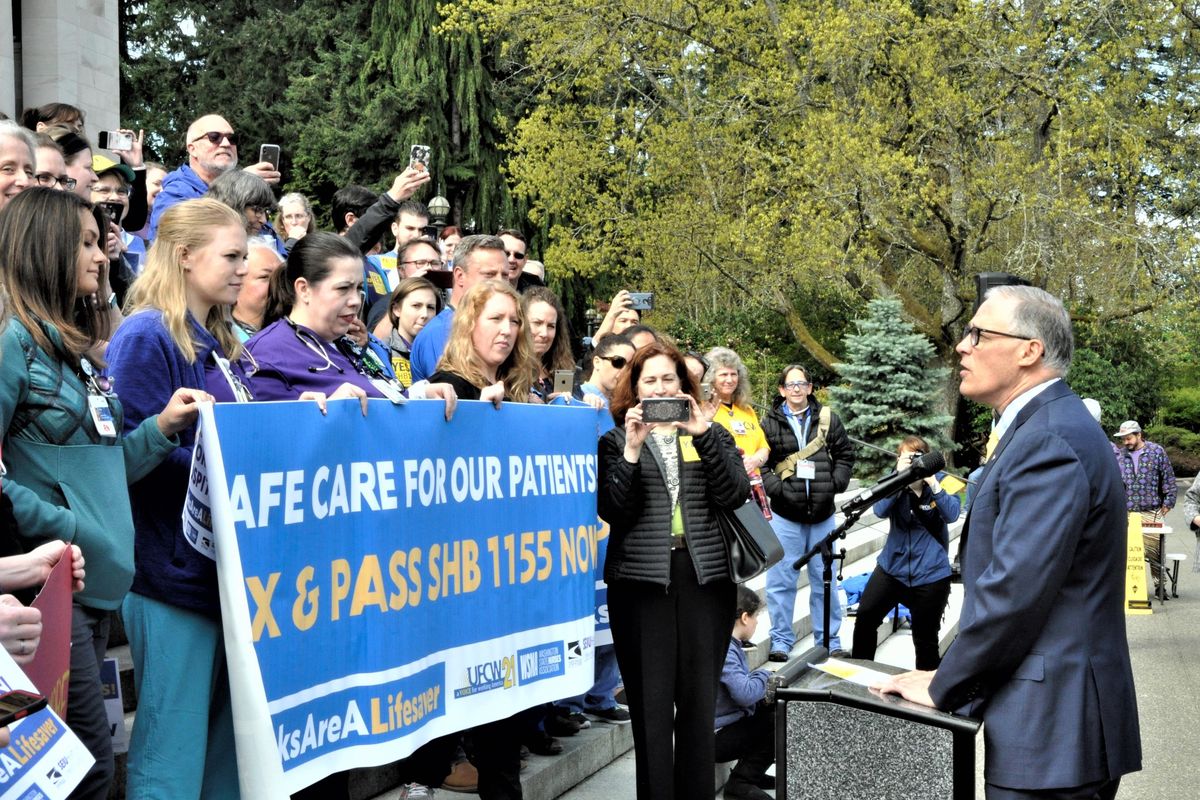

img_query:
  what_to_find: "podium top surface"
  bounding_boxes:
[775,656,981,736]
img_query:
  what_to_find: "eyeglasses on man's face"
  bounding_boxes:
[960,324,1033,348]
[782,381,811,391]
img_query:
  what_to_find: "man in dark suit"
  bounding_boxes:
[878,286,1141,799]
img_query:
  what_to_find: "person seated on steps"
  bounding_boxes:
[715,586,777,800]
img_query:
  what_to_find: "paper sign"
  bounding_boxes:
[812,658,894,688]
[182,427,216,560]
[939,474,967,495]
[100,658,128,755]
[24,552,73,717]
[0,646,95,798]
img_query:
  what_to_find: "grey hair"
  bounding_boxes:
[246,236,283,258]
[704,346,752,406]
[279,192,312,215]
[453,234,506,273]
[205,169,274,211]
[985,285,1074,375]
[0,120,36,161]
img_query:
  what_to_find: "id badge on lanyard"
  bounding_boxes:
[81,358,117,437]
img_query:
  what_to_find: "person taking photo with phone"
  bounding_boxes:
[850,435,958,669]
[599,343,749,800]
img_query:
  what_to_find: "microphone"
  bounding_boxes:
[841,450,946,516]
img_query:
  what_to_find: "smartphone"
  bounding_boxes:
[101,201,124,225]
[642,397,690,423]
[259,144,281,170]
[424,270,454,290]
[701,382,713,402]
[97,130,133,151]
[409,144,431,173]
[0,690,48,728]
[553,369,575,395]
[629,291,654,311]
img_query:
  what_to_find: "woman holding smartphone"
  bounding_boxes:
[522,286,575,402]
[599,343,749,800]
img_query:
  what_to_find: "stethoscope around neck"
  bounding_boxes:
[285,317,345,374]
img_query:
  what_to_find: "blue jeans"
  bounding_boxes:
[765,513,843,652]
[560,644,622,712]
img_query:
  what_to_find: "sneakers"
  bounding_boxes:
[439,759,478,793]
[398,783,435,799]
[586,705,631,724]
[768,650,789,662]
[566,711,592,729]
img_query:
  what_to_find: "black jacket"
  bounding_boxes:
[598,423,750,587]
[760,397,854,524]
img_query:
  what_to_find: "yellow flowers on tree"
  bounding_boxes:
[444,0,1200,393]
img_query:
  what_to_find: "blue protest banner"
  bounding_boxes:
[200,399,599,796]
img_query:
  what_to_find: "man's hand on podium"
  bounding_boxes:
[873,669,936,708]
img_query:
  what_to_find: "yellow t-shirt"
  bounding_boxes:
[712,403,769,457]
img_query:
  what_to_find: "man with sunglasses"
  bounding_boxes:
[148,114,281,240]
[879,286,1141,800]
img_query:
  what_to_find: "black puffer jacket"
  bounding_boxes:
[598,423,750,587]
[760,397,854,524]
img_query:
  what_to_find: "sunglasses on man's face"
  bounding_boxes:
[191,131,240,147]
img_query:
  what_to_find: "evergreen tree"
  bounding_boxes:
[342,0,517,233]
[830,297,953,479]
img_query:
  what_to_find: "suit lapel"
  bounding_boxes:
[959,381,1075,570]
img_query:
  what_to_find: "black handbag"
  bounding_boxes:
[718,500,784,583]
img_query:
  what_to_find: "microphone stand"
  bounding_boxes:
[793,502,870,651]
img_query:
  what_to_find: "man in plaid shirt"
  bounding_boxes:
[1112,419,1176,584]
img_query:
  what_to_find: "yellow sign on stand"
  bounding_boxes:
[1126,513,1152,614]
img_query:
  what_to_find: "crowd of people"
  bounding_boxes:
[0,103,1154,800]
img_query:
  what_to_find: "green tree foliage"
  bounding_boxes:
[449,0,1200,422]
[1066,321,1167,428]
[829,297,953,478]
[119,0,516,230]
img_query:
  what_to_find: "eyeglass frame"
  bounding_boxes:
[400,259,443,269]
[960,325,1034,348]
[782,380,811,391]
[92,184,131,198]
[34,172,77,190]
[190,131,240,147]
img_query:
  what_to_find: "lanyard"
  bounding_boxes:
[784,403,811,446]
[211,352,253,403]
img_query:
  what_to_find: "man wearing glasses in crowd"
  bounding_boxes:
[147,113,280,240]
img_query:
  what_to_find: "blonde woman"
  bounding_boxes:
[105,197,252,799]
[430,279,537,405]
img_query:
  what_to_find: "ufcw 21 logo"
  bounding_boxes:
[454,656,516,698]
